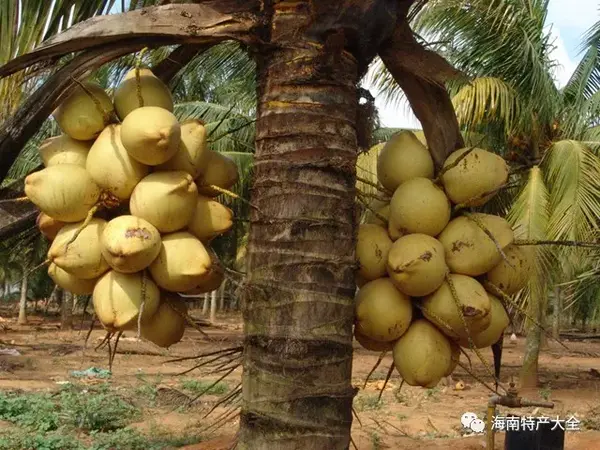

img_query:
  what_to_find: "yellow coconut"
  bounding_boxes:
[113,68,174,120]
[421,274,492,341]
[441,147,509,206]
[485,244,533,295]
[120,106,181,165]
[187,196,234,243]
[393,319,453,388]
[438,213,514,276]
[356,224,393,282]
[48,218,109,280]
[387,233,447,297]
[24,164,101,222]
[387,215,404,241]
[92,270,160,331]
[184,267,225,295]
[48,263,97,295]
[444,342,461,377]
[355,278,413,342]
[389,177,451,237]
[140,297,187,348]
[130,171,198,233]
[148,231,213,292]
[39,135,92,167]
[196,151,239,197]
[457,294,509,349]
[101,215,162,274]
[86,124,149,201]
[156,119,209,178]
[376,131,435,192]
[355,327,395,352]
[36,213,65,241]
[52,82,113,141]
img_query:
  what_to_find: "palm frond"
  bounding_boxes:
[451,76,520,136]
[414,0,559,134]
[507,166,552,316]
[563,18,600,102]
[543,140,600,242]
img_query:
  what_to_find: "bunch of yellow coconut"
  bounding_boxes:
[355,131,533,388]
[26,68,237,349]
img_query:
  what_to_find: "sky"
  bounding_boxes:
[372,0,600,129]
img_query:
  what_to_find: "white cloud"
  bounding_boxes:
[547,0,598,34]
[547,27,578,88]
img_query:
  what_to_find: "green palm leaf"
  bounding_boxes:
[543,140,600,242]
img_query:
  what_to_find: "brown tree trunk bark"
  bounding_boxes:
[61,291,74,330]
[17,273,28,325]
[239,5,358,449]
[520,289,544,388]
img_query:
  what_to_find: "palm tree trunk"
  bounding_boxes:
[202,293,209,315]
[238,7,358,449]
[17,273,28,325]
[552,285,561,340]
[210,289,217,324]
[61,291,74,330]
[219,280,226,312]
[520,289,544,388]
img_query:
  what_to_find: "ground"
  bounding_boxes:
[1,307,600,449]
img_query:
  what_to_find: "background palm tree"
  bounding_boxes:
[369,0,600,387]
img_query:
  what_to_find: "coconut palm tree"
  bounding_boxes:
[371,0,600,387]
[0,0,466,447]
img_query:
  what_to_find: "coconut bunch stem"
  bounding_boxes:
[453,183,509,213]
[377,362,396,402]
[163,296,211,339]
[363,350,388,389]
[136,271,148,339]
[70,77,113,127]
[514,239,600,249]
[134,48,149,109]
[355,175,391,194]
[456,361,499,395]
[445,272,505,391]
[463,212,515,269]
[434,147,475,182]
[0,196,30,204]
[484,280,570,351]
[357,189,390,203]
[206,184,260,211]
[356,192,388,224]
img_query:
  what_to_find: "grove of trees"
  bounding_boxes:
[1,1,600,449]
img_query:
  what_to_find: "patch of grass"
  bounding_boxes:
[0,383,138,433]
[0,427,205,450]
[180,379,229,396]
[393,387,408,404]
[370,431,382,450]
[0,430,83,450]
[539,384,552,401]
[396,413,407,421]
[354,394,384,412]
[90,427,204,450]
[424,386,441,401]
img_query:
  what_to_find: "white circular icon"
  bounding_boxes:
[470,418,486,433]
[461,412,477,428]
